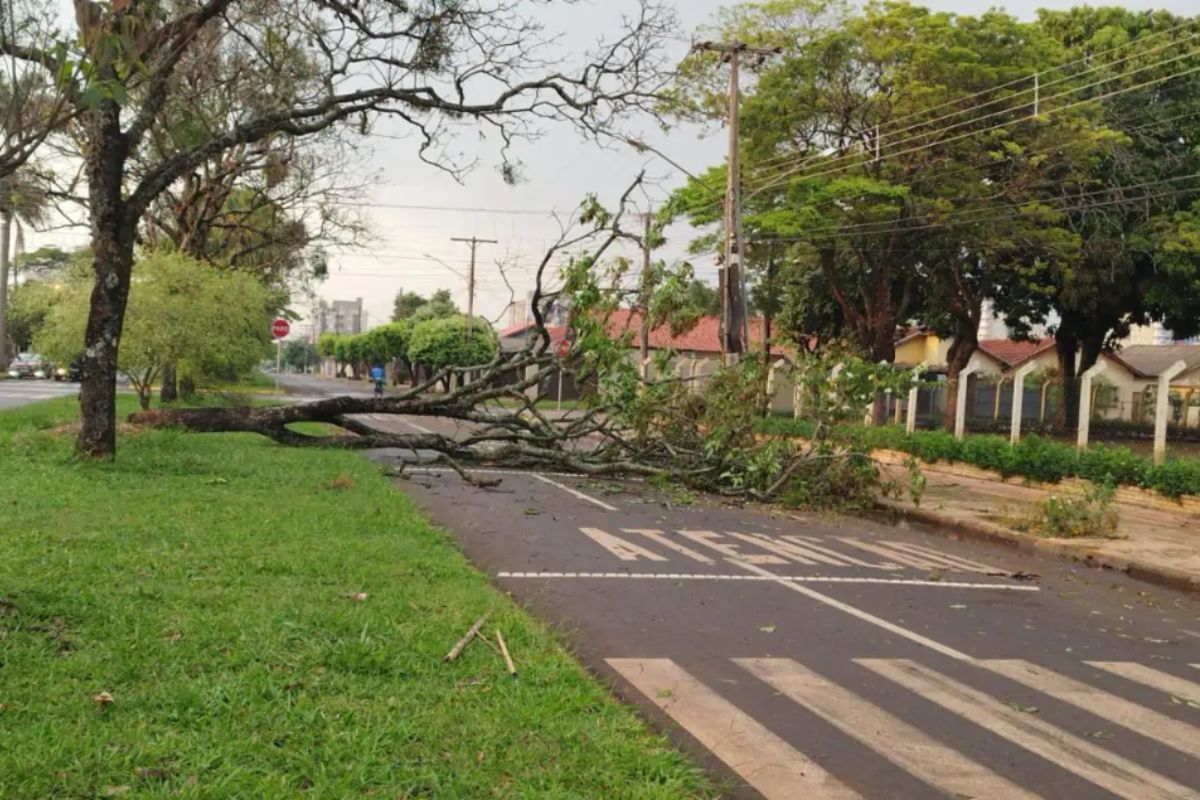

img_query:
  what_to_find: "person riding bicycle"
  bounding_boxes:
[370,364,385,398]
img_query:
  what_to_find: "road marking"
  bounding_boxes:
[729,560,976,661]
[838,538,941,570]
[734,532,895,568]
[621,529,716,564]
[578,528,666,562]
[396,416,435,434]
[860,659,1196,800]
[677,529,787,565]
[786,536,902,569]
[983,659,1200,758]
[737,658,1042,800]
[871,540,997,573]
[533,474,619,511]
[496,571,1041,590]
[1085,661,1200,705]
[607,658,863,800]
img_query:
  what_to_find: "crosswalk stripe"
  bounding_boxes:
[736,658,1043,800]
[1085,661,1200,706]
[607,658,862,800]
[983,659,1200,759]
[860,658,1195,800]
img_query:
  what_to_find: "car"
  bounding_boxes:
[54,358,84,382]
[6,352,54,380]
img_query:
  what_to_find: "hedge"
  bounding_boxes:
[756,417,1200,499]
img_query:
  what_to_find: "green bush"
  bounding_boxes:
[1146,459,1200,499]
[756,418,1200,499]
[1078,445,1149,487]
[1011,436,1079,483]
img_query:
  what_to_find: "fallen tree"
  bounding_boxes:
[130,178,921,507]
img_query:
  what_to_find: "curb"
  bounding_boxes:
[879,501,1200,597]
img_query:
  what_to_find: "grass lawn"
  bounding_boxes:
[0,396,710,799]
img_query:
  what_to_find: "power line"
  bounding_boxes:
[725,20,1200,189]
[745,54,1200,199]
[668,27,1200,222]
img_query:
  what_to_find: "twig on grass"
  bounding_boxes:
[444,611,492,662]
[495,628,517,677]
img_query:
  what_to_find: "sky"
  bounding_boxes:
[23,0,1200,340]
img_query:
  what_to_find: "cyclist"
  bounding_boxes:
[369,364,385,398]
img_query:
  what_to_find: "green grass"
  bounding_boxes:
[0,397,710,799]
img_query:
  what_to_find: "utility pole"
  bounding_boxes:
[692,39,778,364]
[450,236,497,342]
[639,211,654,381]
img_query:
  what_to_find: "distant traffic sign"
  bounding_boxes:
[271,318,291,339]
[554,338,571,358]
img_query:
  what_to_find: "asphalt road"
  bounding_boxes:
[0,378,79,410]
[282,374,1200,800]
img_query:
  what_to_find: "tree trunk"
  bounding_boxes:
[943,321,979,433]
[1055,333,1079,432]
[160,363,179,403]
[77,100,136,459]
[0,210,11,367]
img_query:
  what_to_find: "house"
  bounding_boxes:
[1116,345,1200,426]
[893,332,1150,423]
[498,321,569,353]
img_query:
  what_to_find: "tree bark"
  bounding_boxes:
[0,210,11,367]
[160,363,179,403]
[77,98,136,459]
[1055,331,1079,432]
[943,313,981,433]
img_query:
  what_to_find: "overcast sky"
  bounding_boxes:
[25,0,1199,338]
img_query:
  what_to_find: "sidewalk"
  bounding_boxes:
[879,458,1200,594]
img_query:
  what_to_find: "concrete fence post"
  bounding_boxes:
[905,363,925,435]
[1154,360,1188,465]
[1076,360,1108,452]
[954,364,979,441]
[1010,362,1038,445]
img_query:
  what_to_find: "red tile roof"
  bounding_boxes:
[605,310,786,356]
[498,321,568,341]
[977,338,1056,368]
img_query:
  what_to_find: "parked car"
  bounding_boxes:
[54,358,84,382]
[6,352,53,379]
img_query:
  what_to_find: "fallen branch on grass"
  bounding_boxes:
[444,611,492,662]
[495,628,517,677]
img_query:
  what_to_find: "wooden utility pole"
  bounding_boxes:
[450,236,497,341]
[639,211,653,381]
[692,40,778,363]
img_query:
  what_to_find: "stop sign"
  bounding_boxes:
[271,318,291,339]
[554,338,571,358]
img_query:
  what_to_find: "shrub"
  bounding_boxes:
[1010,436,1078,483]
[1146,459,1200,499]
[1078,445,1149,488]
[1020,481,1121,539]
[959,434,1014,475]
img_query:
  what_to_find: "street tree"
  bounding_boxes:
[38,251,271,409]
[989,7,1200,428]
[408,316,497,389]
[412,289,460,321]
[1,0,676,458]
[392,291,429,321]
